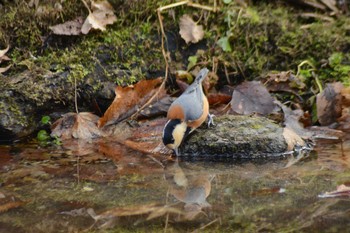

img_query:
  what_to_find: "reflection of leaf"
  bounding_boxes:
[81,0,117,34]
[179,14,204,44]
[50,17,84,35]
[230,81,276,115]
[98,78,166,128]
[51,112,102,140]
[0,201,26,213]
[90,203,183,220]
[318,184,350,198]
[217,36,232,52]
[316,82,343,126]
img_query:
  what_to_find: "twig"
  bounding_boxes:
[191,218,219,233]
[130,1,217,120]
[74,74,79,114]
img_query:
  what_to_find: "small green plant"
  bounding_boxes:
[37,116,62,145]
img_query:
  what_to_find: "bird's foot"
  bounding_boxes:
[207,113,215,127]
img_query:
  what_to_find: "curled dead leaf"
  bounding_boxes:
[0,45,9,58]
[98,77,166,128]
[283,127,305,151]
[317,82,343,126]
[51,112,102,140]
[230,81,276,115]
[179,14,204,44]
[81,0,117,34]
[50,17,84,35]
[0,45,12,74]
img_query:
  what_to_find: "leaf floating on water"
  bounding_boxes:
[98,77,166,128]
[318,184,350,198]
[50,17,84,35]
[179,14,204,44]
[51,112,102,140]
[81,0,117,34]
[316,82,343,126]
[230,81,276,115]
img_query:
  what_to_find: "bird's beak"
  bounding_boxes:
[174,147,179,156]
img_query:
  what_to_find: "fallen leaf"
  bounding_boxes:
[208,93,232,105]
[50,17,84,35]
[283,127,305,151]
[81,0,117,34]
[179,14,204,44]
[264,71,305,99]
[0,64,12,74]
[0,45,9,58]
[0,45,11,73]
[217,36,232,52]
[275,100,311,139]
[338,87,350,131]
[230,81,276,115]
[317,82,343,126]
[318,184,350,198]
[51,112,102,140]
[98,77,166,128]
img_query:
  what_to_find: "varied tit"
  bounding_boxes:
[162,68,214,156]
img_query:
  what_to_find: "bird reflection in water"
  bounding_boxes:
[164,159,214,220]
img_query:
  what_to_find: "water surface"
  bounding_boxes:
[0,135,349,232]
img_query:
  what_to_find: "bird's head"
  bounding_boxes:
[162,119,190,156]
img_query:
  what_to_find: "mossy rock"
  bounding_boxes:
[180,115,288,159]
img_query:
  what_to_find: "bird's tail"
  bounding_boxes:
[195,68,209,84]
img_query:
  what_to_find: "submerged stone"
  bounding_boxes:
[180,115,288,159]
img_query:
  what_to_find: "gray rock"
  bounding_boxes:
[180,115,288,159]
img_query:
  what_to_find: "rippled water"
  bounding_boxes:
[0,134,349,232]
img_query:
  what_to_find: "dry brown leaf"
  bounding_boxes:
[98,77,166,128]
[337,87,350,131]
[51,112,102,140]
[230,81,276,115]
[283,127,305,151]
[317,82,343,126]
[0,45,9,58]
[50,17,84,35]
[208,93,232,105]
[0,45,11,73]
[81,0,117,34]
[179,14,204,44]
[0,64,12,74]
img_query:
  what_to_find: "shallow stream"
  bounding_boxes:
[0,134,349,232]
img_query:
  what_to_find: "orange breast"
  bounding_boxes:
[167,104,185,120]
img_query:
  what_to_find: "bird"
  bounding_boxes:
[162,68,214,156]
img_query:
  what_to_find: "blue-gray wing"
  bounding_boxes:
[172,86,203,121]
